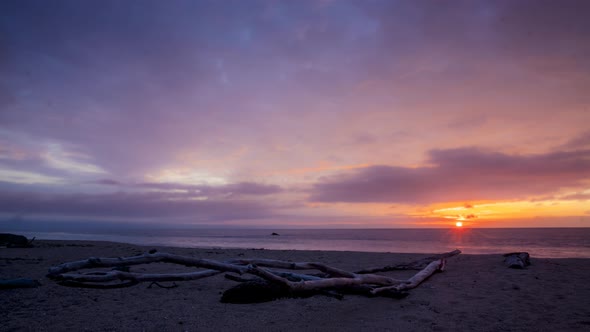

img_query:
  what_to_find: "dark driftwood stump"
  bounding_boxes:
[221,274,408,303]
[0,233,34,248]
[503,252,530,269]
[221,280,290,303]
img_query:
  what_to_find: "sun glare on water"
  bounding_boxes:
[455,221,463,227]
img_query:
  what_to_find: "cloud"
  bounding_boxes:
[0,190,277,222]
[94,180,283,196]
[2,0,589,183]
[218,182,283,196]
[350,133,377,145]
[310,147,590,204]
[0,168,63,185]
[94,179,121,186]
[560,131,590,150]
[43,143,106,174]
[0,134,107,183]
[559,192,590,201]
[1,1,589,228]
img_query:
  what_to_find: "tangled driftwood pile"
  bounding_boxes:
[47,249,461,303]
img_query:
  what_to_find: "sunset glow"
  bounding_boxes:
[1,1,589,229]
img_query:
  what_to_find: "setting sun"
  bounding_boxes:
[455,221,463,227]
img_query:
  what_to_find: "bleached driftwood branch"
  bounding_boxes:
[371,259,446,295]
[355,249,460,274]
[47,252,245,276]
[47,249,460,302]
[55,269,221,283]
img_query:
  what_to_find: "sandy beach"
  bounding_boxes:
[1,240,589,332]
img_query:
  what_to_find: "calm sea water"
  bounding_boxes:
[13,228,590,258]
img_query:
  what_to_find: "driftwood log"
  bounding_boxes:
[503,252,531,269]
[47,249,461,303]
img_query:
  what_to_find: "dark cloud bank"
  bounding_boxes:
[310,148,590,204]
[0,182,283,222]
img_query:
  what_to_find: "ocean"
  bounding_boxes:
[11,227,590,258]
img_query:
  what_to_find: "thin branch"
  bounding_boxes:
[48,252,245,277]
[355,249,461,274]
[54,269,221,283]
[148,282,178,289]
[232,259,404,284]
[229,259,354,277]
[58,280,139,289]
[246,264,405,293]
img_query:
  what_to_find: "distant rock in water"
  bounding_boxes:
[271,232,280,236]
[0,233,34,248]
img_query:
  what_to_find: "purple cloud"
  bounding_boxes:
[560,131,590,150]
[0,190,276,221]
[560,192,590,201]
[94,179,121,186]
[95,180,283,196]
[310,148,590,204]
[2,0,588,181]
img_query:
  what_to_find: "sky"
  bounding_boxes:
[1,0,589,229]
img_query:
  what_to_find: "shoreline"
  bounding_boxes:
[7,229,590,258]
[2,240,590,331]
